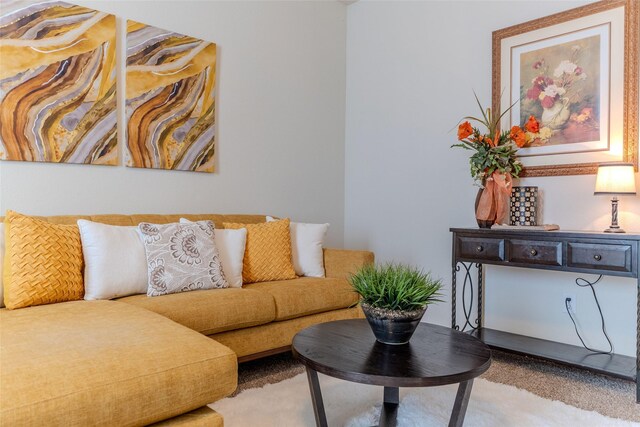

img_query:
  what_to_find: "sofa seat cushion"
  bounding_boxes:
[0,300,237,427]
[117,288,276,335]
[245,277,358,321]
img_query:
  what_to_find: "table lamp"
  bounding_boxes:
[594,162,636,233]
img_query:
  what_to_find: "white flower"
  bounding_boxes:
[554,60,577,77]
[539,127,553,140]
[542,84,566,97]
[578,72,587,80]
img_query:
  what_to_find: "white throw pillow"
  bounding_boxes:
[180,219,246,287]
[0,223,4,308]
[266,216,329,277]
[77,220,148,300]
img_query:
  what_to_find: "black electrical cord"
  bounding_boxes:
[564,274,613,355]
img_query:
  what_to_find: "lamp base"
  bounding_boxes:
[604,226,625,233]
[604,197,626,233]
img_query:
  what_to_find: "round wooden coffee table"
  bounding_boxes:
[292,319,491,427]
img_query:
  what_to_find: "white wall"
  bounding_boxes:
[345,0,640,356]
[0,1,348,246]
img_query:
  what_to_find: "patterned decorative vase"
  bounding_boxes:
[510,186,539,226]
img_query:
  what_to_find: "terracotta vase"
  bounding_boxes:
[474,186,495,229]
[474,173,512,229]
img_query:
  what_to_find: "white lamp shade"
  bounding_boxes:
[594,163,637,195]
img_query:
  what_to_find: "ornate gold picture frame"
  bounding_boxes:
[493,0,638,177]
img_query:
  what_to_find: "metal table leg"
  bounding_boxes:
[305,370,478,426]
[305,367,328,427]
[448,379,474,427]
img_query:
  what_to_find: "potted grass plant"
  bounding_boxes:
[349,263,443,345]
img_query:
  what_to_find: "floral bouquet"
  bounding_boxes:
[521,44,597,146]
[452,94,539,226]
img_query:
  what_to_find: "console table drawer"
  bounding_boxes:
[457,237,505,261]
[567,242,633,273]
[508,240,562,266]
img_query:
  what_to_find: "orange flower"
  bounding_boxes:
[457,121,473,140]
[524,115,540,133]
[510,126,527,148]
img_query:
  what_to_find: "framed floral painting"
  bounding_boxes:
[493,0,638,177]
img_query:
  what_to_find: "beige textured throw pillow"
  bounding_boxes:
[137,221,228,296]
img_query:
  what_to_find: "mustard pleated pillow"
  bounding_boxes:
[223,218,296,284]
[3,211,84,309]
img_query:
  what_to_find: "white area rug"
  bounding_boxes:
[210,372,639,426]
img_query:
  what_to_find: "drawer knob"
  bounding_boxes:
[530,249,538,256]
[476,245,484,253]
[594,254,602,261]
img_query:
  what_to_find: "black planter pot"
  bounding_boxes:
[361,302,427,345]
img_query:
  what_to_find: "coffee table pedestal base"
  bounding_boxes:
[305,367,475,427]
[380,386,399,427]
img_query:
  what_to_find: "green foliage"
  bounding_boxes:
[349,263,443,311]
[456,133,522,180]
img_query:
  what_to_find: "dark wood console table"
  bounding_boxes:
[450,227,640,402]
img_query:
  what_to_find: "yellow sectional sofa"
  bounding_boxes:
[0,213,373,426]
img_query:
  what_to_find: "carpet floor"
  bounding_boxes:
[232,350,639,423]
[213,372,637,426]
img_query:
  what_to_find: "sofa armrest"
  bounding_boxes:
[323,248,374,280]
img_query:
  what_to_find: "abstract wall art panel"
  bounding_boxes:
[0,1,117,165]
[126,21,217,173]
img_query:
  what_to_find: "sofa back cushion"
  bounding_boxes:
[0,214,267,227]
[0,213,267,304]
[3,211,84,309]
